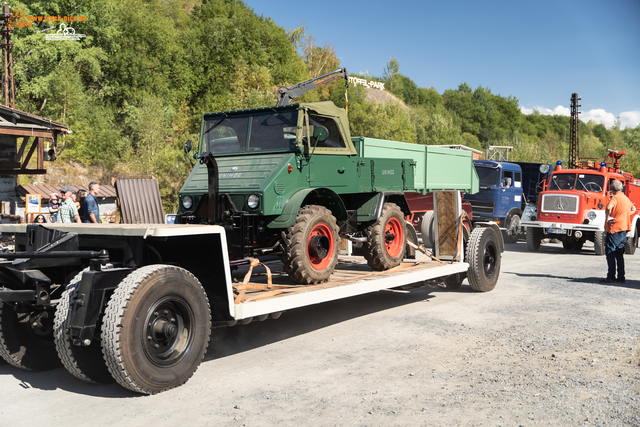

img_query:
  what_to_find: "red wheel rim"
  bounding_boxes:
[307,222,334,270]
[384,217,403,258]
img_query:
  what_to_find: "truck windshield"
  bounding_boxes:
[549,173,576,190]
[202,110,298,154]
[476,167,500,187]
[575,174,605,193]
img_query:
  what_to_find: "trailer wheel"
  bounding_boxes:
[280,205,340,284]
[54,269,114,384]
[0,302,61,371]
[594,231,606,256]
[420,211,435,249]
[101,265,211,395]
[526,227,542,252]
[466,227,501,292]
[444,272,466,290]
[624,228,637,255]
[362,203,406,271]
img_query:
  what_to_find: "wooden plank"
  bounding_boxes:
[436,191,457,256]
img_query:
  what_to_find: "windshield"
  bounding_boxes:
[202,110,298,154]
[549,173,604,192]
[476,166,500,187]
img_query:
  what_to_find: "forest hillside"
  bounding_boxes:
[9,0,640,212]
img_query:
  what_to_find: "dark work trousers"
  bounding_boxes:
[605,231,627,280]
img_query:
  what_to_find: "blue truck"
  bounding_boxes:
[463,160,550,243]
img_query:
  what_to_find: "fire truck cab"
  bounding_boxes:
[520,150,640,255]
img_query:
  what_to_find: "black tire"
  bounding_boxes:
[420,211,435,249]
[280,205,340,284]
[466,227,501,292]
[624,228,637,255]
[526,227,542,252]
[101,265,211,394]
[54,269,114,384]
[0,301,61,371]
[362,203,406,271]
[503,214,521,244]
[594,231,606,256]
[443,272,466,290]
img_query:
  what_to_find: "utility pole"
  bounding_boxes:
[0,4,15,109]
[569,93,580,169]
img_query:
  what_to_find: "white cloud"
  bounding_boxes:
[520,106,640,129]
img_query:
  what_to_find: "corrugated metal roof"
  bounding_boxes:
[16,184,117,200]
[115,179,164,224]
[0,105,69,132]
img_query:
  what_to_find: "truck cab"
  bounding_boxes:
[521,156,640,254]
[463,160,523,242]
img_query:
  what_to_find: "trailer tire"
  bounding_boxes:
[466,227,501,292]
[526,227,542,252]
[0,301,61,371]
[594,231,606,256]
[101,265,211,395]
[362,203,406,271]
[420,211,435,249]
[624,228,637,255]
[54,269,114,384]
[280,205,340,284]
[444,272,466,290]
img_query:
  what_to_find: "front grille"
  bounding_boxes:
[541,194,579,214]
[469,200,495,214]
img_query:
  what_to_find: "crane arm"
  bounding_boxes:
[276,68,348,106]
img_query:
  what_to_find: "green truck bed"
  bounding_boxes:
[352,137,479,194]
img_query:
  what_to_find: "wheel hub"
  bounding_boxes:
[143,299,193,367]
[308,234,329,259]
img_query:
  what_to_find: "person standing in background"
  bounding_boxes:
[601,179,636,283]
[48,193,60,223]
[83,182,101,223]
[58,186,81,223]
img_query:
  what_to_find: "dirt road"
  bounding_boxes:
[1,241,639,426]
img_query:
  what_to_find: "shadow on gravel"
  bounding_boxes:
[0,364,137,398]
[205,286,443,361]
[505,271,640,290]
[502,241,596,255]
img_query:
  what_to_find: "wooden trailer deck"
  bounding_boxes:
[230,255,468,320]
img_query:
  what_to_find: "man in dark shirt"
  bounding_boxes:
[83,182,101,223]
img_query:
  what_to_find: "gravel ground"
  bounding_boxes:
[0,240,639,426]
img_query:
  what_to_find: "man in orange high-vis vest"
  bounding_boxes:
[601,179,636,283]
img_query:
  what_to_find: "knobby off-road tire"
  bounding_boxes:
[280,205,340,284]
[0,301,61,371]
[362,203,406,271]
[101,265,211,394]
[594,231,606,256]
[526,227,542,252]
[420,211,435,249]
[624,228,637,255]
[54,269,114,384]
[465,227,501,292]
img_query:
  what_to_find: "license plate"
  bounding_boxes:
[547,227,567,235]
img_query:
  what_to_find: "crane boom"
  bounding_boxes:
[276,68,348,106]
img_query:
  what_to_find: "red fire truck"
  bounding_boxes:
[520,150,640,254]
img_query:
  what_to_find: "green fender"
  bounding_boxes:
[267,188,348,229]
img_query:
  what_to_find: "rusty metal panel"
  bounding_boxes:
[115,179,164,224]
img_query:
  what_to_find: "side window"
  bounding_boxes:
[514,172,522,188]
[308,114,346,148]
[501,171,513,188]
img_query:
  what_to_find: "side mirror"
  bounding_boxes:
[184,139,193,154]
[313,127,327,143]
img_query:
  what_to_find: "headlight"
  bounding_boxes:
[587,211,597,221]
[247,194,260,209]
[182,195,193,210]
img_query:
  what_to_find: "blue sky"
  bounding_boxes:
[245,0,640,129]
